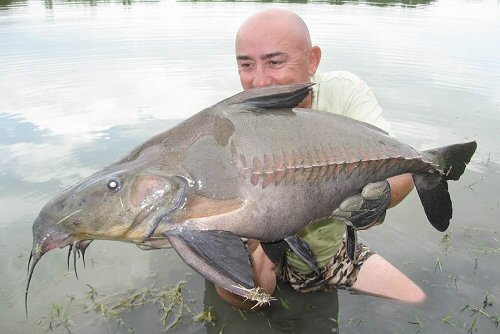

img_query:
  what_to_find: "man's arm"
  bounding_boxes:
[387,173,414,208]
[215,239,279,310]
[331,173,414,231]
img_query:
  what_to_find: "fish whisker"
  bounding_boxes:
[81,248,86,269]
[27,252,32,276]
[75,240,92,270]
[67,244,73,271]
[73,242,79,279]
[25,252,41,316]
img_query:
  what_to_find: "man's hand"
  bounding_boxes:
[331,180,391,230]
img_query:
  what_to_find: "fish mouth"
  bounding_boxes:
[25,219,93,316]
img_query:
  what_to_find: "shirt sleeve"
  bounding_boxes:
[313,71,393,135]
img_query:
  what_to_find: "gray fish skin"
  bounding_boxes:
[27,83,477,306]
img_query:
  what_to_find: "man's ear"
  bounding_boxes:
[308,46,322,75]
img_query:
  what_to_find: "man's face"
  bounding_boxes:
[235,26,316,90]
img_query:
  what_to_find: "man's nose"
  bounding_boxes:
[252,66,274,88]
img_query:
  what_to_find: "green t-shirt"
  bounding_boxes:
[285,218,346,272]
[285,70,391,274]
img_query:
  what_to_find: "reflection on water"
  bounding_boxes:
[1,0,438,10]
[1,0,499,333]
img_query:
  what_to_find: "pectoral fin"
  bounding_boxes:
[166,228,255,296]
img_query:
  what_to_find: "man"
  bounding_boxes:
[215,9,425,308]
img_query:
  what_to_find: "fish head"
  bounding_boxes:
[30,162,188,254]
[26,161,188,311]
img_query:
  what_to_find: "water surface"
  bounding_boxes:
[1,0,499,333]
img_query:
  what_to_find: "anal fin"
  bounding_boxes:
[260,240,289,266]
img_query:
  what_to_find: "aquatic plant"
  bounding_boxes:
[35,281,218,333]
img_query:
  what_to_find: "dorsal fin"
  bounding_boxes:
[223,83,313,109]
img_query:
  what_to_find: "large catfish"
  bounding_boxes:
[27,84,476,308]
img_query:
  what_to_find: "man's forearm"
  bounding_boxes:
[387,173,414,208]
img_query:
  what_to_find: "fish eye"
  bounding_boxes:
[107,179,121,191]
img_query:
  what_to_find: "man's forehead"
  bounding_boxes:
[236,25,309,59]
[235,32,299,60]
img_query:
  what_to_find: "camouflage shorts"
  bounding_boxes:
[279,239,375,293]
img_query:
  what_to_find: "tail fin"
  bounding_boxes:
[413,141,477,232]
[423,141,478,181]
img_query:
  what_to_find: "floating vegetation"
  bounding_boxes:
[85,281,189,331]
[468,246,500,255]
[434,255,444,272]
[279,296,291,310]
[193,306,217,326]
[408,311,424,328]
[36,296,75,334]
[348,316,364,326]
[35,281,216,333]
[446,273,458,289]
[420,224,499,333]
[440,232,452,254]
[237,308,247,321]
[431,226,500,268]
[441,293,499,333]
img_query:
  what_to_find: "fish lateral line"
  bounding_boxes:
[236,151,430,189]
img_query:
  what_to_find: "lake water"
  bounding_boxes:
[1,0,499,333]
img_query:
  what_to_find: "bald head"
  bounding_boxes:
[236,9,312,53]
[234,9,321,107]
